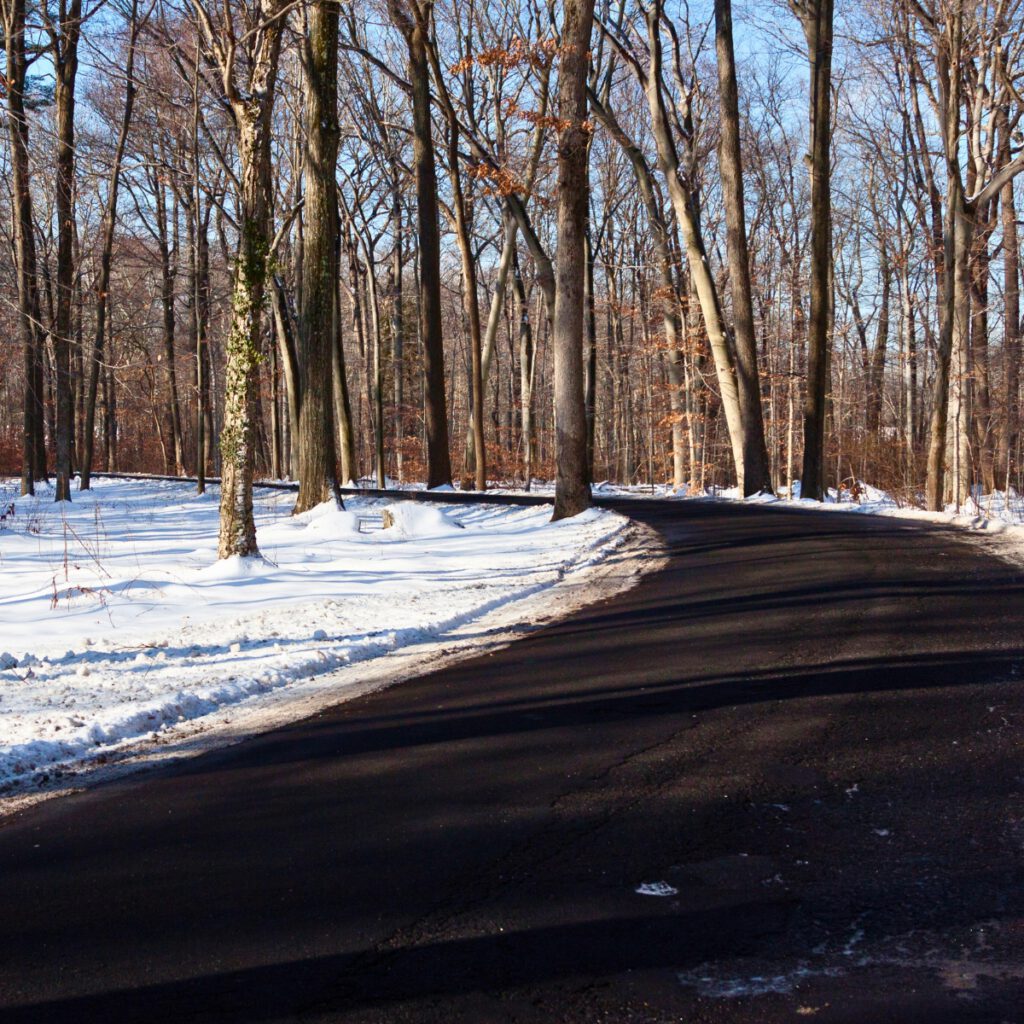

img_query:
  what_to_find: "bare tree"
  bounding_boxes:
[294,0,343,513]
[2,0,46,494]
[42,0,85,501]
[714,0,772,495]
[789,0,833,501]
[80,0,145,491]
[191,0,293,556]
[387,0,452,488]
[552,0,595,520]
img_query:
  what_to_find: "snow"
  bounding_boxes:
[0,478,632,797]
[385,502,465,537]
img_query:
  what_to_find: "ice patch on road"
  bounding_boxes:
[678,962,844,999]
[635,881,678,897]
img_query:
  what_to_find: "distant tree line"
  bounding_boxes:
[2,0,1023,556]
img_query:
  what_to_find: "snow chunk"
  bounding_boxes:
[384,503,465,538]
[195,554,275,582]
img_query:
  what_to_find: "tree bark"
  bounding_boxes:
[714,0,772,495]
[271,276,301,474]
[444,116,486,491]
[791,0,834,501]
[3,0,46,495]
[924,7,965,511]
[514,253,536,489]
[998,145,1021,489]
[190,0,291,557]
[294,0,342,513]
[551,0,595,520]
[866,240,890,436]
[332,250,358,484]
[388,0,451,488]
[80,0,140,490]
[48,0,83,502]
[389,166,405,481]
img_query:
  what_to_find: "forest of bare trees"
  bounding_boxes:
[2,0,1024,552]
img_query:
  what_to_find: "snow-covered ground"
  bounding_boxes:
[0,478,636,801]
[709,481,1024,535]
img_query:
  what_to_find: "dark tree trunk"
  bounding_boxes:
[3,0,45,495]
[390,168,405,480]
[294,0,342,513]
[998,140,1021,488]
[49,0,83,502]
[388,0,451,488]
[551,0,595,520]
[154,174,184,476]
[792,0,834,501]
[970,202,996,494]
[81,0,139,490]
[866,245,890,436]
[584,230,598,483]
[194,196,213,492]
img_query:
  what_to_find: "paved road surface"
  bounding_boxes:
[2,499,1024,1023]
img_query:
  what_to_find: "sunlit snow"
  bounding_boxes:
[0,478,629,791]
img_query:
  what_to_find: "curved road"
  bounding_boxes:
[2,499,1024,1023]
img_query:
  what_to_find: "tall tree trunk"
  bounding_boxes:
[79,0,140,491]
[196,207,214,489]
[390,167,405,480]
[792,0,834,501]
[999,153,1021,489]
[866,244,890,436]
[49,0,83,502]
[194,0,291,558]
[362,242,386,488]
[551,0,595,520]
[219,124,273,556]
[3,0,45,495]
[332,253,358,484]
[154,175,184,476]
[639,0,745,486]
[927,188,969,510]
[583,229,598,482]
[294,0,342,513]
[271,276,301,474]
[970,203,995,494]
[514,254,536,489]
[714,0,772,495]
[925,8,965,511]
[388,0,451,487]
[189,35,212,494]
[444,116,486,491]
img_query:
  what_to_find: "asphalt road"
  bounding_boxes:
[2,499,1024,1023]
